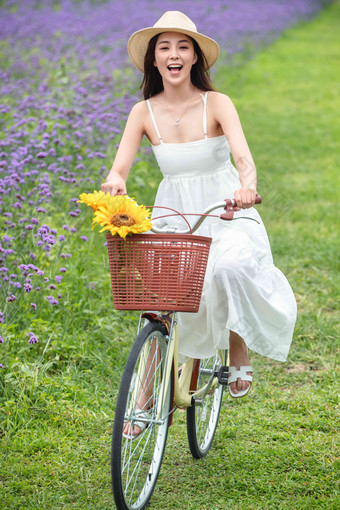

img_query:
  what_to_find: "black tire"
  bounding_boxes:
[186,350,226,459]
[111,321,173,510]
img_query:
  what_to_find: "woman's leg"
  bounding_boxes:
[228,331,252,395]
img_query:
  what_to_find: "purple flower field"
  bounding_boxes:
[0,0,331,365]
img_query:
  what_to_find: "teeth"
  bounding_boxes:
[168,65,182,69]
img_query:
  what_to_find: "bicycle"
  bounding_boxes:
[107,196,261,510]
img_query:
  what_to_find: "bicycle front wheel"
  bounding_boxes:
[186,350,226,459]
[111,321,173,510]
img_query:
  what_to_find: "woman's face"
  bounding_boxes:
[154,32,197,84]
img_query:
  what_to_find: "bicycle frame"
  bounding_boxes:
[135,311,222,424]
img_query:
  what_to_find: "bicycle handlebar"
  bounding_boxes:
[150,194,262,234]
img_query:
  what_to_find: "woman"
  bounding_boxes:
[102,11,297,400]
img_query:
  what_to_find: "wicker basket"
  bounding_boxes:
[106,233,212,312]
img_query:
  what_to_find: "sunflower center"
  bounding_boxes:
[111,213,136,227]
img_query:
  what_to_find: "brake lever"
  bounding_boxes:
[220,193,262,221]
[220,198,235,220]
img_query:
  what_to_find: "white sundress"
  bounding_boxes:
[146,92,297,362]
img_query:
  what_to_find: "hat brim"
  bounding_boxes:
[128,27,220,73]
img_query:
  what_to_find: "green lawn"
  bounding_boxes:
[1,1,339,509]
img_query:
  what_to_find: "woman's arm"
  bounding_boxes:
[211,92,257,208]
[101,102,145,195]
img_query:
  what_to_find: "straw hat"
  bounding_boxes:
[128,11,220,72]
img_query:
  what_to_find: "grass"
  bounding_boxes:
[1,1,340,509]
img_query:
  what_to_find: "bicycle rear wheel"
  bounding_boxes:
[186,350,226,459]
[111,321,173,510]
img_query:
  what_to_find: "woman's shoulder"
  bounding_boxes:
[208,90,235,106]
[130,99,148,114]
[130,94,166,119]
[207,91,238,119]
[127,100,151,127]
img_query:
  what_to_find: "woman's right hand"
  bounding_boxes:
[101,173,126,196]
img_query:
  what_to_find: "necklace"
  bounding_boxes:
[163,94,196,127]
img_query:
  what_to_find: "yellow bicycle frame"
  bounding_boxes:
[131,312,223,424]
[156,313,222,421]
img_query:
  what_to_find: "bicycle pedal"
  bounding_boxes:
[216,366,230,385]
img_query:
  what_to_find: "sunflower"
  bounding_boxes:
[92,195,152,239]
[78,190,112,211]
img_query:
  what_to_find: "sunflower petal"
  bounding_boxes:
[82,194,152,238]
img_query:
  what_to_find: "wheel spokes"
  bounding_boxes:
[118,330,170,507]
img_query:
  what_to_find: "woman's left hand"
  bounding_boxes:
[233,187,256,209]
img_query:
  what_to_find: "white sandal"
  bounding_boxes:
[228,365,253,398]
[122,408,151,440]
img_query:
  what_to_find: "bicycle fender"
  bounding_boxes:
[141,312,172,334]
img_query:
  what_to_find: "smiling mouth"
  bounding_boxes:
[167,64,183,74]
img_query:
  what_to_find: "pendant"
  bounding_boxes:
[174,119,180,127]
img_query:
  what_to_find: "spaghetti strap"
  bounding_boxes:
[146,99,163,144]
[200,91,208,139]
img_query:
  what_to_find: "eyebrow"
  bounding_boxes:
[157,39,190,45]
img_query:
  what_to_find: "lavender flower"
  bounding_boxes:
[47,296,59,305]
[24,283,33,292]
[27,332,38,344]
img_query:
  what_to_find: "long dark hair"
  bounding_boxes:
[141,34,215,99]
